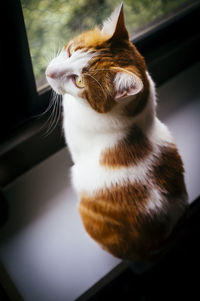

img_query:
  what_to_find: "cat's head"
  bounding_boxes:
[46,4,148,113]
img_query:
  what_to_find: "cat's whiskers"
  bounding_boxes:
[40,91,62,137]
[40,92,57,135]
[48,93,62,135]
[37,89,55,118]
[46,93,62,136]
[46,41,64,66]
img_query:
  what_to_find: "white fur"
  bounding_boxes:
[70,150,159,194]
[114,71,143,99]
[101,4,122,36]
[46,48,95,96]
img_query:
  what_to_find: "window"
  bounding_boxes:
[22,0,196,91]
[1,0,200,187]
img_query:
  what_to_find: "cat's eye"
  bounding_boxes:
[68,42,75,57]
[74,75,85,89]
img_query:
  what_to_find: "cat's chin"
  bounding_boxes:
[46,76,64,95]
[56,87,66,95]
[50,86,65,95]
[49,82,78,97]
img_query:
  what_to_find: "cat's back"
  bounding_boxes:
[73,116,188,260]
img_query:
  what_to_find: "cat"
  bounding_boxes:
[46,3,188,261]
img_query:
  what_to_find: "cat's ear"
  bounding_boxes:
[101,3,129,40]
[113,68,143,100]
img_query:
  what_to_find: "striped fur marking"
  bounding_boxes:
[79,183,169,260]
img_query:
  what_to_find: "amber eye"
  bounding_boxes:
[68,42,75,57]
[74,75,85,88]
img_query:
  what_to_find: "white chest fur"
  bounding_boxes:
[63,94,127,161]
[62,94,127,191]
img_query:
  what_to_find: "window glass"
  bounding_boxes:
[21,0,196,91]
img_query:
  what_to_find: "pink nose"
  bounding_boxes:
[45,69,57,79]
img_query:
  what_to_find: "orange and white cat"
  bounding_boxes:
[46,4,188,261]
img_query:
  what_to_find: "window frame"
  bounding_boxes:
[1,0,200,187]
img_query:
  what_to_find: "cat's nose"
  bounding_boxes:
[45,68,57,79]
[46,67,68,79]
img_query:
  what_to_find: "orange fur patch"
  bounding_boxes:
[79,183,169,261]
[100,126,152,168]
[153,144,188,200]
[73,27,110,50]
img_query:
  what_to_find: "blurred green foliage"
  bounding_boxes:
[21,0,190,85]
